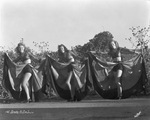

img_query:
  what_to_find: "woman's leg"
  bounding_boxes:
[114,69,123,99]
[22,73,32,100]
[66,71,74,100]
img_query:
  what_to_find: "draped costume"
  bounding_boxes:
[2,52,148,100]
[3,53,46,101]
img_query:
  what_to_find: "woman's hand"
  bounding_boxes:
[89,51,96,54]
[106,61,117,66]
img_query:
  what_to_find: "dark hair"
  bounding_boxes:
[108,40,120,51]
[15,42,27,55]
[108,40,121,59]
[58,44,69,56]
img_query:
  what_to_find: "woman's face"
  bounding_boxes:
[59,46,65,53]
[18,45,25,53]
[110,41,117,49]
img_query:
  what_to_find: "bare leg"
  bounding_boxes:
[66,72,74,100]
[22,73,32,101]
[114,70,123,99]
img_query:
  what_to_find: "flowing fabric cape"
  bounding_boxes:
[44,55,92,101]
[87,52,148,99]
[3,53,46,101]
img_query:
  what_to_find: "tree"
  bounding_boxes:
[74,31,114,56]
[90,31,113,52]
[126,25,150,54]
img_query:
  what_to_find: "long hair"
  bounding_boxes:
[108,40,120,51]
[108,40,122,60]
[57,44,69,57]
[15,42,27,55]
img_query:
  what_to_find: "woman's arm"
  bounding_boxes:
[67,52,75,64]
[121,48,139,54]
[100,51,108,55]
[89,50,108,55]
[13,56,21,63]
[106,61,117,66]
[57,54,74,66]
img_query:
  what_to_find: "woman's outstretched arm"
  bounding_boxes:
[121,48,139,54]
[13,56,21,63]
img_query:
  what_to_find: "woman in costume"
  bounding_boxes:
[102,40,138,99]
[13,42,41,102]
[107,40,123,99]
[57,44,76,101]
[58,44,75,64]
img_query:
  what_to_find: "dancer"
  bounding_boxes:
[13,42,41,102]
[58,44,75,64]
[102,40,138,99]
[57,44,75,101]
[107,40,123,99]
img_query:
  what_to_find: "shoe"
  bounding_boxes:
[27,98,32,103]
[118,96,122,100]
[67,97,75,102]
[22,99,32,103]
[117,95,122,100]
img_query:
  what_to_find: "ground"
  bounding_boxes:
[0,96,150,120]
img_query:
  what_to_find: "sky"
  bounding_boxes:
[0,0,150,52]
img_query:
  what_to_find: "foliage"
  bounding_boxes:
[126,25,150,51]
[73,31,113,54]
[33,41,51,53]
[126,25,150,94]
[0,26,150,99]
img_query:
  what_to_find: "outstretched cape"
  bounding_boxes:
[3,53,46,101]
[44,55,92,101]
[87,52,148,99]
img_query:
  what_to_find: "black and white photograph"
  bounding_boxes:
[0,0,150,120]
